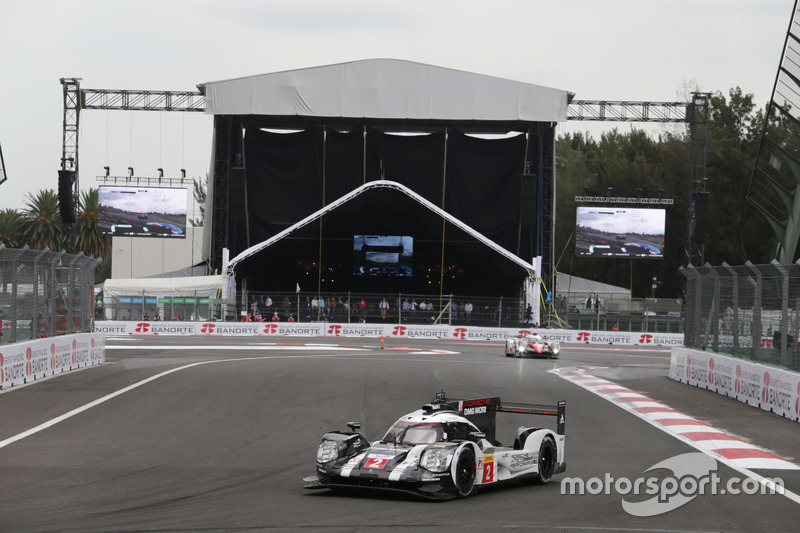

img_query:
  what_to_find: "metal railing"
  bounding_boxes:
[0,245,101,344]
[681,260,800,371]
[551,292,683,333]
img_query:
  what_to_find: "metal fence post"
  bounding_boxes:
[745,262,763,361]
[722,262,739,355]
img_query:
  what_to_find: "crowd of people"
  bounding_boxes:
[238,294,511,325]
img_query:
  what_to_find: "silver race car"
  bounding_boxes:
[505,333,561,358]
[304,391,566,500]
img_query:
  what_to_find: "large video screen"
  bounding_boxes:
[575,207,665,258]
[98,186,187,238]
[354,235,413,276]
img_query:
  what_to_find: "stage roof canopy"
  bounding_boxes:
[200,59,569,128]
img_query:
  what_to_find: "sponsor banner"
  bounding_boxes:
[93,321,684,346]
[671,347,800,423]
[0,333,104,391]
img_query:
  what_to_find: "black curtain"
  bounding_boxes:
[365,129,445,206]
[444,130,526,253]
[244,127,322,242]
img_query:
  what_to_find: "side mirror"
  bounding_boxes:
[347,421,361,432]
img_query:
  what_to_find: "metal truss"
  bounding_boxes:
[81,88,205,112]
[567,100,689,122]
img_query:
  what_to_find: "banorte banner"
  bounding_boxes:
[671,347,800,423]
[0,333,105,391]
[93,321,688,346]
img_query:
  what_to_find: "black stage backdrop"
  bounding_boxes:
[240,126,530,293]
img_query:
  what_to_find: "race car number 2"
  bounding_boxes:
[365,457,389,469]
[482,454,495,483]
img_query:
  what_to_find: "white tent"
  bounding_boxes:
[103,275,234,300]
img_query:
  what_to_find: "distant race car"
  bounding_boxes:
[505,333,561,359]
[304,391,566,500]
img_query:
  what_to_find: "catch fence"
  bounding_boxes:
[681,261,800,371]
[0,245,101,344]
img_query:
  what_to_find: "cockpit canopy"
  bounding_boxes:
[382,418,480,445]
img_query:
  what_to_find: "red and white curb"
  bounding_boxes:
[551,366,799,471]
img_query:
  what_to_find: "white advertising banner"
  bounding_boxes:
[671,347,800,422]
[0,333,106,391]
[93,321,687,347]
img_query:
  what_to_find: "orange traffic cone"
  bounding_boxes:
[380,336,385,349]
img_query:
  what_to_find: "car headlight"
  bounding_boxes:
[420,448,452,473]
[317,439,342,463]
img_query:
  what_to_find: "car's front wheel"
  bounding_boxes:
[453,449,476,497]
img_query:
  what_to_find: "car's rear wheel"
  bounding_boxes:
[453,449,476,497]
[532,436,556,485]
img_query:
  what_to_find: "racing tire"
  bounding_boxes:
[531,436,556,485]
[453,449,476,498]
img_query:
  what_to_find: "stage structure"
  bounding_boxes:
[199,59,568,298]
[58,62,707,306]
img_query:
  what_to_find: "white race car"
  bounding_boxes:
[304,391,566,500]
[505,333,560,358]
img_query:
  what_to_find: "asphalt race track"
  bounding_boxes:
[1,336,799,532]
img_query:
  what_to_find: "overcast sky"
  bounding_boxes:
[0,0,792,215]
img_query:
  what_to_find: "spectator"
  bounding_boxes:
[379,298,389,319]
[464,301,473,322]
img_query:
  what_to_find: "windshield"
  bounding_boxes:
[525,335,545,344]
[382,422,443,445]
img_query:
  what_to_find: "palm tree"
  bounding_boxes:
[22,189,62,251]
[74,188,111,261]
[0,208,25,247]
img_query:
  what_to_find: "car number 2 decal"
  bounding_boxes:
[365,457,389,469]
[482,454,495,483]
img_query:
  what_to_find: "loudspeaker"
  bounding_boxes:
[690,191,709,244]
[58,170,77,224]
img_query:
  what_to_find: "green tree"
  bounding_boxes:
[189,174,208,227]
[73,188,111,262]
[704,87,772,264]
[22,189,62,251]
[0,208,25,248]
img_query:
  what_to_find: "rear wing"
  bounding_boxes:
[432,392,565,443]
